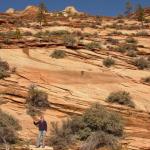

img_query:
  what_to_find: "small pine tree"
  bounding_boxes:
[36,1,47,26]
[136,4,145,27]
[125,0,132,16]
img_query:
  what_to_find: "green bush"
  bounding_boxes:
[107,38,119,45]
[116,43,137,53]
[49,120,74,150]
[103,57,115,68]
[3,38,12,45]
[0,109,21,144]
[63,34,78,48]
[133,57,150,70]
[0,58,10,79]
[49,103,124,150]
[51,50,66,59]
[26,85,49,108]
[136,31,149,36]
[86,42,101,50]
[109,31,123,36]
[127,51,137,57]
[26,105,41,117]
[83,104,123,136]
[107,91,135,108]
[80,131,120,150]
[125,37,138,44]
[23,31,33,36]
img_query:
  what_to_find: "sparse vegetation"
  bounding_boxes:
[63,34,78,48]
[107,38,119,45]
[125,37,138,44]
[133,57,150,70]
[26,84,49,108]
[109,31,123,36]
[116,43,137,53]
[136,31,149,36]
[23,31,33,36]
[51,50,66,59]
[0,109,21,149]
[103,57,115,68]
[86,42,101,51]
[0,58,10,79]
[49,103,124,150]
[107,91,135,108]
[127,50,137,57]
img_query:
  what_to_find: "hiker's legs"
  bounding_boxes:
[41,131,46,148]
[36,131,42,147]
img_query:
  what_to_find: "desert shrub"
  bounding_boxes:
[83,104,123,136]
[145,19,150,23]
[51,50,66,59]
[49,103,123,150]
[107,38,119,45]
[103,57,115,68]
[26,84,49,108]
[86,42,101,50]
[4,30,22,39]
[3,38,12,45]
[116,43,137,53]
[34,31,43,38]
[0,109,21,145]
[0,59,9,71]
[50,30,70,36]
[49,120,75,150]
[126,51,137,57]
[109,31,123,36]
[63,34,78,48]
[0,58,10,79]
[125,37,138,44]
[80,131,120,150]
[136,31,149,36]
[125,25,140,30]
[26,105,41,116]
[141,76,150,84]
[107,23,123,30]
[23,31,33,36]
[117,19,124,23]
[107,91,135,108]
[133,57,150,69]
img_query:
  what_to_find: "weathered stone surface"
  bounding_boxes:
[0,7,150,150]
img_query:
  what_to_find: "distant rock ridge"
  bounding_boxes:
[5,8,15,14]
[5,5,84,16]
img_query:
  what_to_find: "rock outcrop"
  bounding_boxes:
[5,8,15,14]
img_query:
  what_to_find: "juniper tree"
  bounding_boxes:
[36,1,47,26]
[136,4,145,27]
[125,0,132,16]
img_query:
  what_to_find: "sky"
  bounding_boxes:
[0,0,150,16]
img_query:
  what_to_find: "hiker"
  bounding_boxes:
[34,115,47,148]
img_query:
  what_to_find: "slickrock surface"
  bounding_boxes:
[0,6,150,150]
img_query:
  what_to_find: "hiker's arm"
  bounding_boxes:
[34,121,39,125]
